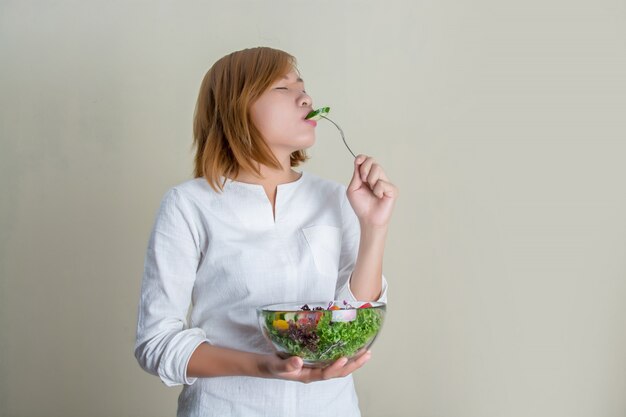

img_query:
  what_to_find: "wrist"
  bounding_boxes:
[254,353,273,379]
[359,223,388,240]
[187,344,273,379]
[253,355,270,378]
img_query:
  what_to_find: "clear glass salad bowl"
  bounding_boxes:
[257,300,386,368]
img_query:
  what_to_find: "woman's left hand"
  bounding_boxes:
[347,154,398,228]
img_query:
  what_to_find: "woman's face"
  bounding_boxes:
[249,69,316,157]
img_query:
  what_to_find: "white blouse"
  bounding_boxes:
[134,170,388,417]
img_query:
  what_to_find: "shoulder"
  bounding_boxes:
[164,177,221,203]
[154,178,221,220]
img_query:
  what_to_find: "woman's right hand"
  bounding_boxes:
[258,350,372,383]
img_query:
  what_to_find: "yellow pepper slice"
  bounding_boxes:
[272,319,289,330]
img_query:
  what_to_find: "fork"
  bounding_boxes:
[320,115,357,158]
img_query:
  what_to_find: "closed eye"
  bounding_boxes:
[275,87,307,93]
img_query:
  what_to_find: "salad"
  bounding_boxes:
[305,107,330,121]
[260,301,384,364]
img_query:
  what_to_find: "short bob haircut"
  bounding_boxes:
[193,47,309,191]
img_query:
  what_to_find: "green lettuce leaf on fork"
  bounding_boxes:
[304,106,357,158]
[305,107,330,121]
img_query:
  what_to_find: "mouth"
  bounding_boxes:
[304,119,317,127]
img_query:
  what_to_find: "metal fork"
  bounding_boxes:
[321,115,357,158]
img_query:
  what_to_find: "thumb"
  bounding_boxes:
[281,356,303,373]
[348,155,365,192]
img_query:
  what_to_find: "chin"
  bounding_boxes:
[301,135,316,148]
[278,134,315,153]
[286,139,314,153]
[298,141,315,152]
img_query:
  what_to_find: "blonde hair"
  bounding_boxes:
[193,47,309,191]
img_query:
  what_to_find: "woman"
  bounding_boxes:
[135,46,398,416]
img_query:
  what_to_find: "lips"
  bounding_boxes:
[304,119,317,127]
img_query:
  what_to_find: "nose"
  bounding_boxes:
[299,92,313,108]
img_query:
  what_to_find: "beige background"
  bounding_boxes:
[1,1,625,416]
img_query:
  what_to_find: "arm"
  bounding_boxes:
[134,188,208,387]
[187,343,266,378]
[186,342,372,383]
[350,226,387,300]
[345,154,398,301]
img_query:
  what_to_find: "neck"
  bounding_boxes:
[233,156,300,186]
[232,159,302,221]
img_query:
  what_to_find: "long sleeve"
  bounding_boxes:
[334,188,388,303]
[134,188,210,387]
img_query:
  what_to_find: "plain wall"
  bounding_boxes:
[1,1,625,416]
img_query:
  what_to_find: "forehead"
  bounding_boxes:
[281,70,304,83]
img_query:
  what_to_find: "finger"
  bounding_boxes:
[354,350,372,367]
[378,166,389,182]
[383,182,398,198]
[294,367,321,384]
[359,157,376,184]
[339,351,372,377]
[366,164,383,190]
[348,155,366,192]
[353,347,369,357]
[321,357,349,380]
[328,357,349,372]
[358,349,373,363]
[278,356,303,374]
[350,350,372,372]
[362,157,390,183]
[372,180,397,199]
[372,180,386,198]
[354,154,367,164]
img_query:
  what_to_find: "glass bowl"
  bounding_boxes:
[257,300,386,368]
